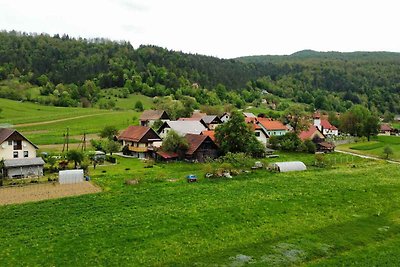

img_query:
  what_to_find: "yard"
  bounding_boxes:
[1,153,400,265]
[337,135,400,161]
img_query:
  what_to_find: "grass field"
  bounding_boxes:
[0,98,141,146]
[337,135,400,161]
[1,153,400,266]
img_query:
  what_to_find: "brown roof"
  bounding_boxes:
[184,134,218,156]
[0,128,14,144]
[257,118,288,131]
[191,111,207,119]
[118,126,160,142]
[318,141,335,149]
[0,128,38,149]
[139,110,167,121]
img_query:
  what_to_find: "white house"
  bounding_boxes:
[313,114,339,136]
[0,128,45,178]
[257,118,289,137]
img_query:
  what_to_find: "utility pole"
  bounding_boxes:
[66,127,69,152]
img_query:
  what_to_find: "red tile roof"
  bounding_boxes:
[299,126,324,141]
[257,118,288,131]
[118,126,158,142]
[380,123,393,131]
[320,119,338,130]
[156,151,179,159]
[201,130,216,141]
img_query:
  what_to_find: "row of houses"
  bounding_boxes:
[119,110,339,162]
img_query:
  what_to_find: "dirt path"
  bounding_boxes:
[0,182,101,206]
[335,149,400,165]
[15,113,112,127]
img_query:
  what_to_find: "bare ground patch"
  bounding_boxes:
[0,182,101,206]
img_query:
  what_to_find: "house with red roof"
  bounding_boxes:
[313,112,339,136]
[257,118,289,137]
[298,125,335,152]
[379,123,394,136]
[118,126,162,159]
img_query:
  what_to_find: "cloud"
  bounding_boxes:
[117,0,148,11]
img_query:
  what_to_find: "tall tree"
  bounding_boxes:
[215,111,265,157]
[99,126,119,141]
[283,104,309,133]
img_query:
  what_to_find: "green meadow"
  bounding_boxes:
[338,135,400,161]
[0,98,145,145]
[1,153,400,266]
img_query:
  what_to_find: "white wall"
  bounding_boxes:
[0,140,37,160]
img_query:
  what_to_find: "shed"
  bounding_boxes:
[59,169,84,184]
[270,161,307,172]
[3,157,45,178]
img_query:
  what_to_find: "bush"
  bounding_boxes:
[106,155,116,163]
[303,139,316,153]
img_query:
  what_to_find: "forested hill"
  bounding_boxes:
[0,31,272,90]
[237,50,400,63]
[1,31,400,114]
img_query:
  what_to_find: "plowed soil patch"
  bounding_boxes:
[0,182,101,205]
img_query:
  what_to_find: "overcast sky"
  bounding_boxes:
[1,0,399,58]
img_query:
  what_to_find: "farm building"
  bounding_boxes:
[270,161,307,172]
[3,158,45,178]
[185,134,219,162]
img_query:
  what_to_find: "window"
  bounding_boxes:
[13,151,18,158]
[8,140,12,146]
[255,132,260,137]
[13,140,22,150]
[24,151,29,158]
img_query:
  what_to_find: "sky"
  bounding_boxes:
[0,0,399,58]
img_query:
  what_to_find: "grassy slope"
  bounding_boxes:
[0,97,152,145]
[1,153,400,266]
[337,136,400,161]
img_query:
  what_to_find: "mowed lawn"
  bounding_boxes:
[0,98,140,145]
[337,135,400,161]
[1,154,400,266]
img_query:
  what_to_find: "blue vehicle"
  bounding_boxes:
[186,174,197,182]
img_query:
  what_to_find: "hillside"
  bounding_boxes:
[1,31,400,114]
[237,50,400,63]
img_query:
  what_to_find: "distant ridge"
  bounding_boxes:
[236,50,400,63]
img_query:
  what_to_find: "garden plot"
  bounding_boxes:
[0,182,101,205]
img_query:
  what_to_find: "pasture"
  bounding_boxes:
[337,135,400,161]
[1,153,400,266]
[0,98,141,147]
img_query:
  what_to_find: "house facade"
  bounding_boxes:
[0,128,45,178]
[118,126,162,159]
[257,118,289,137]
[313,114,339,136]
[220,112,230,123]
[185,134,219,162]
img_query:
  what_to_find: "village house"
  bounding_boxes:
[0,128,45,178]
[118,126,162,159]
[379,123,395,136]
[201,115,222,130]
[313,113,339,136]
[298,125,335,152]
[257,118,289,137]
[220,112,230,123]
[185,134,219,162]
[139,110,170,127]
[244,117,270,146]
[157,121,207,139]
